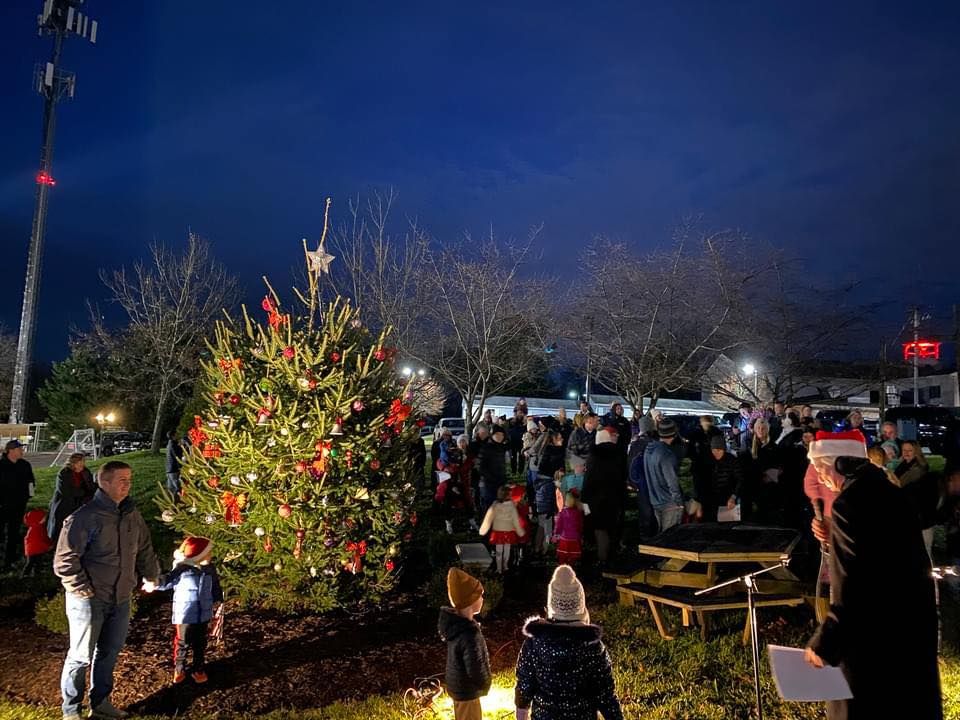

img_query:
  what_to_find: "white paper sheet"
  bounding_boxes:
[717,504,741,522]
[767,645,853,702]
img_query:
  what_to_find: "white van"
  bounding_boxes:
[434,417,466,440]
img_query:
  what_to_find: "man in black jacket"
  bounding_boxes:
[805,460,941,720]
[697,435,744,522]
[688,416,722,506]
[0,440,36,568]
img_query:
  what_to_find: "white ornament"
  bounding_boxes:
[246,472,258,482]
[280,428,289,436]
[254,527,266,537]
[205,514,216,525]
[161,510,175,523]
[230,476,241,486]
[267,438,277,447]
[297,378,310,390]
[274,562,283,572]
[301,420,312,429]
[188,505,198,514]
[310,566,318,577]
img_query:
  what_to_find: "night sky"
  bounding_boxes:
[2,1,959,363]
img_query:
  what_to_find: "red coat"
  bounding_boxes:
[23,508,53,557]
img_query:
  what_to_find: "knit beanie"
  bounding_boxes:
[710,434,726,450]
[807,430,867,461]
[547,565,589,623]
[447,567,484,610]
[658,418,678,438]
[174,536,213,566]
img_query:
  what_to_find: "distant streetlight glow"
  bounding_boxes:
[401,367,412,376]
[742,363,755,376]
[568,390,577,399]
[417,368,426,377]
[742,364,759,397]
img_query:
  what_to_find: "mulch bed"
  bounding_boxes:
[0,566,571,717]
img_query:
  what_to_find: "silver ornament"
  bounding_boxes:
[254,527,266,537]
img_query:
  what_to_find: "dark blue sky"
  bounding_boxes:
[2,1,959,362]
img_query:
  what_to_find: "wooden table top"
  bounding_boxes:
[638,523,801,563]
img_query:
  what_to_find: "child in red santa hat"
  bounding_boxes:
[149,536,223,684]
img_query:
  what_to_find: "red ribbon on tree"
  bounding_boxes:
[218,358,242,376]
[261,296,288,332]
[385,399,413,433]
[344,540,367,574]
[188,416,208,446]
[221,491,243,526]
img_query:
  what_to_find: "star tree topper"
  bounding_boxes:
[306,244,335,274]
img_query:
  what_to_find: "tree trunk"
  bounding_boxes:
[151,385,168,454]
[463,396,475,438]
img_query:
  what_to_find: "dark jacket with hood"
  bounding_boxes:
[807,463,941,720]
[580,442,626,531]
[47,466,97,541]
[515,617,623,720]
[438,607,491,701]
[477,440,507,491]
[54,489,160,603]
[0,453,35,510]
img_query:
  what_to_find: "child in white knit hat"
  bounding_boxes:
[514,565,623,719]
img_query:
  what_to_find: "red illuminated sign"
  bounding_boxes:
[36,171,56,186]
[903,341,940,361]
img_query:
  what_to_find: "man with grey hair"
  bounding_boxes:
[54,460,160,720]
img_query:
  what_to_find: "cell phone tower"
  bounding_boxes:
[9,0,98,423]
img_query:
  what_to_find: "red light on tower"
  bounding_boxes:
[36,171,56,186]
[903,340,940,361]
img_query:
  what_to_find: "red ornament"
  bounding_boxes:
[229,394,241,406]
[278,503,292,518]
[410,512,418,526]
[294,461,308,474]
[393,511,404,524]
[385,559,395,572]
[262,296,288,332]
[373,348,386,362]
[330,351,341,362]
[369,458,381,471]
[308,378,317,390]
[403,531,413,542]
[346,450,353,469]
[352,400,365,413]
[207,476,220,489]
[263,536,273,553]
[283,346,296,359]
[416,418,426,428]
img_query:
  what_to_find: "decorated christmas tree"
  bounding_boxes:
[158,206,421,611]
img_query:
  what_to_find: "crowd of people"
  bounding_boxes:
[428,398,960,579]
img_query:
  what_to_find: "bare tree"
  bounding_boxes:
[331,196,552,434]
[571,221,761,414]
[98,234,239,451]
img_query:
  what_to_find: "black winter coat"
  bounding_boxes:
[696,452,744,521]
[580,443,626,531]
[515,618,623,720]
[438,608,491,701]
[687,426,722,478]
[47,466,96,541]
[477,441,507,489]
[0,455,35,510]
[537,444,566,481]
[808,464,941,720]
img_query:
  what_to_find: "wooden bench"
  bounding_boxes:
[617,582,805,642]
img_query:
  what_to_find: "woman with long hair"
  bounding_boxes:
[896,440,939,559]
[749,418,783,523]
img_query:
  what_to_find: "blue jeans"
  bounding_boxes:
[61,594,131,715]
[166,472,182,499]
[654,505,684,533]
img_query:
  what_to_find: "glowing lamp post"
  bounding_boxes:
[94,411,116,429]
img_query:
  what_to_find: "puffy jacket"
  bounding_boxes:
[438,608,491,701]
[566,427,594,467]
[23,508,53,557]
[533,474,558,515]
[47,466,96,541]
[515,618,623,720]
[701,452,744,506]
[479,500,525,536]
[643,440,681,509]
[54,489,160,602]
[158,563,223,624]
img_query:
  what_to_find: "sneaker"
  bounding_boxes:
[191,670,208,684]
[90,700,129,719]
[62,712,82,720]
[173,670,187,684]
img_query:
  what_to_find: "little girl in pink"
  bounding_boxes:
[551,489,584,565]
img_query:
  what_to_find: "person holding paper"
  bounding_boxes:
[804,459,941,719]
[696,435,743,522]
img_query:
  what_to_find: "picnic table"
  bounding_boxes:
[604,523,807,641]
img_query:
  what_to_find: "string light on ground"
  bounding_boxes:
[405,674,516,719]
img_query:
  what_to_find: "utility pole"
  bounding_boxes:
[878,340,887,418]
[9,0,98,423]
[912,306,920,407]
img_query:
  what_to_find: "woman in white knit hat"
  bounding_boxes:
[514,565,623,720]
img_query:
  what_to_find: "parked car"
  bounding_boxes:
[434,417,466,440]
[102,431,151,456]
[420,425,435,439]
[884,407,960,457]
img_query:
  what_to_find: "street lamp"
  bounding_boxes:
[567,390,578,399]
[742,364,758,397]
[401,367,412,377]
